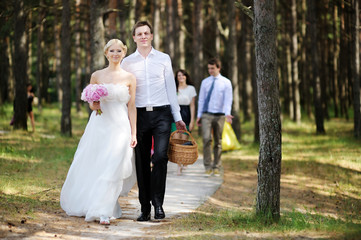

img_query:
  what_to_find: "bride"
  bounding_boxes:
[60,39,137,225]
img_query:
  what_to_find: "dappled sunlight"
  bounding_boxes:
[1,186,18,195]
[0,155,42,164]
[280,172,361,222]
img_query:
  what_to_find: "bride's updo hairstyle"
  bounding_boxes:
[104,39,127,56]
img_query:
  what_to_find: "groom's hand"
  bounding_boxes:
[175,120,187,131]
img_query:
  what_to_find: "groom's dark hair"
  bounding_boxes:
[132,21,153,36]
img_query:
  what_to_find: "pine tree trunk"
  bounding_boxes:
[7,37,15,103]
[165,0,175,65]
[118,0,127,47]
[291,0,301,123]
[254,0,282,221]
[90,0,106,72]
[54,0,62,103]
[61,0,72,136]
[241,0,253,123]
[153,0,161,50]
[340,0,349,119]
[352,0,361,138]
[300,0,312,118]
[227,0,240,139]
[0,36,10,104]
[13,0,28,131]
[307,0,325,134]
[177,0,185,69]
[108,0,117,39]
[75,0,82,113]
[36,1,45,110]
[192,0,203,91]
[331,3,340,118]
[320,1,329,120]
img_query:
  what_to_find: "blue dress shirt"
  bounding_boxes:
[197,74,233,118]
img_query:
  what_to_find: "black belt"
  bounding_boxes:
[137,105,170,112]
[203,112,225,116]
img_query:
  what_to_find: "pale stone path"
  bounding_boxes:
[2,158,222,239]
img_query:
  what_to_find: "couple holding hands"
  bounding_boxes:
[60,20,233,225]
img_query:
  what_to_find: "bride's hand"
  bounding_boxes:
[90,101,101,111]
[130,135,137,148]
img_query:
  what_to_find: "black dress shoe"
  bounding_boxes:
[154,206,165,219]
[137,212,150,221]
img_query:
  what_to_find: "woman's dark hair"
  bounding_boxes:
[175,69,193,92]
[27,83,34,93]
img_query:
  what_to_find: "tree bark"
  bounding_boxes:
[192,0,203,91]
[339,0,349,119]
[153,0,161,50]
[61,0,72,136]
[307,0,325,134]
[173,0,180,69]
[90,0,107,72]
[54,0,62,103]
[0,35,10,104]
[118,0,127,47]
[320,0,329,120]
[75,0,83,113]
[352,0,361,138]
[331,2,340,118]
[165,0,175,64]
[177,0,185,69]
[13,0,28,130]
[227,0,241,139]
[300,0,312,118]
[291,0,301,123]
[254,0,282,221]
[107,0,117,39]
[36,1,45,110]
[241,15,253,123]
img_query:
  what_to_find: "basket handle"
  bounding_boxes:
[169,129,197,143]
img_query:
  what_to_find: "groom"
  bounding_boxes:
[121,21,186,221]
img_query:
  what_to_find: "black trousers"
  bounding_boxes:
[135,106,173,213]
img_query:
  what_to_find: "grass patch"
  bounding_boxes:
[0,103,89,221]
[168,118,361,238]
[1,103,360,238]
[175,208,360,233]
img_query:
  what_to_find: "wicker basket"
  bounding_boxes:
[168,130,198,165]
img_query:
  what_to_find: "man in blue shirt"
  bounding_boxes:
[196,58,233,176]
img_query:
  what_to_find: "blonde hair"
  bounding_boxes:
[103,39,127,56]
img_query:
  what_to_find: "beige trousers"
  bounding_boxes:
[201,113,226,170]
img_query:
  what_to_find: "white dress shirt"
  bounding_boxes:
[121,48,182,122]
[197,74,233,118]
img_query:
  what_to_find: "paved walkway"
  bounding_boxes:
[3,158,222,240]
[83,158,223,239]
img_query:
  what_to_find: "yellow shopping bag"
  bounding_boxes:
[222,121,241,151]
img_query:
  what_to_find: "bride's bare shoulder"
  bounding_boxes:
[90,69,109,84]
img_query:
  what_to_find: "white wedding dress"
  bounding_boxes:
[60,84,136,222]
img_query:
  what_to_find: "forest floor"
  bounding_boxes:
[1,150,360,239]
[1,104,360,239]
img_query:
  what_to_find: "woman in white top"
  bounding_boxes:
[172,69,197,175]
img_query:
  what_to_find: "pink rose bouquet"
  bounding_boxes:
[81,84,108,115]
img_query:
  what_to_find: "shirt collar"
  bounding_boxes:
[214,73,221,79]
[134,47,156,58]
